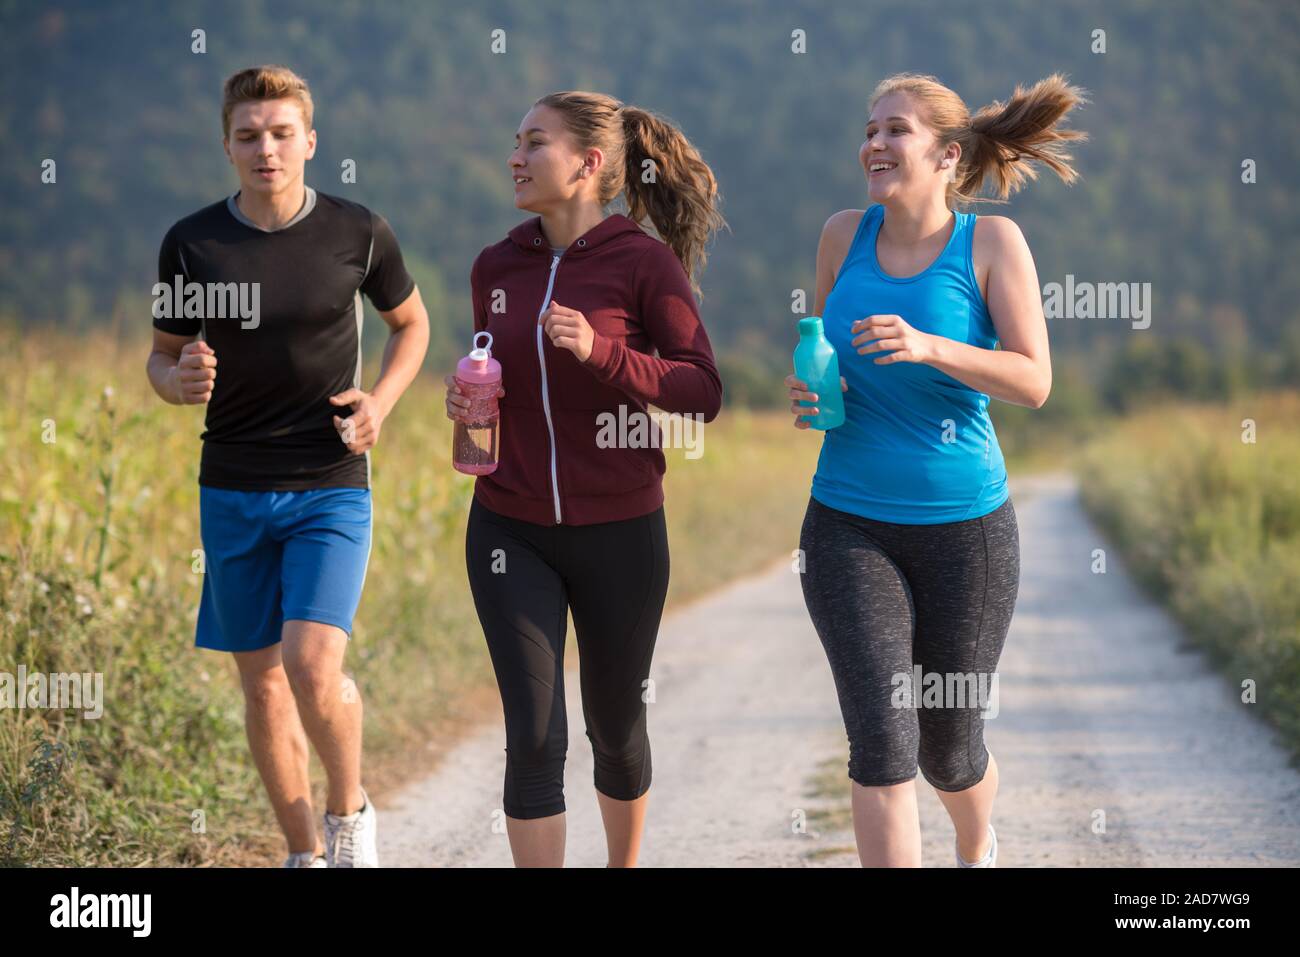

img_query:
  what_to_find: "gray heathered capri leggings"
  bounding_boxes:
[798,493,1020,792]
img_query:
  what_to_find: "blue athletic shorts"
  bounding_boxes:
[195,486,373,653]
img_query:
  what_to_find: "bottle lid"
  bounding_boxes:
[457,331,501,382]
[468,331,493,362]
[798,316,824,336]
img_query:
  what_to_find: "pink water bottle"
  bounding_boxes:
[452,332,502,475]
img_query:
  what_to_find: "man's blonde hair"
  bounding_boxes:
[221,65,314,138]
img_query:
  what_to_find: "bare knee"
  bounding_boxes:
[245,682,295,722]
[234,649,294,715]
[281,620,351,712]
[282,658,348,714]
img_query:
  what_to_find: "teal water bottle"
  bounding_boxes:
[793,316,844,430]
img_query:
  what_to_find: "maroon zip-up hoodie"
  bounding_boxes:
[469,213,723,525]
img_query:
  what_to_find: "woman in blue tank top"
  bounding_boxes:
[814,202,1008,522]
[786,71,1088,867]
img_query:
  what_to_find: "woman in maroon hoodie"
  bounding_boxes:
[444,91,725,867]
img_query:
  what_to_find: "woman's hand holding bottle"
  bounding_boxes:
[785,374,847,430]
[445,374,505,421]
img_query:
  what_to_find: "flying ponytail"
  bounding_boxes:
[534,91,727,298]
[868,72,1090,205]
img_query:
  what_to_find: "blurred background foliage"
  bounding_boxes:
[1,0,1297,410]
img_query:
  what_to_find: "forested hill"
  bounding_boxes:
[2,0,1297,385]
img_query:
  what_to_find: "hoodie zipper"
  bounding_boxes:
[535,251,563,524]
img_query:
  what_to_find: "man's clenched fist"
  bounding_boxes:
[172,340,217,404]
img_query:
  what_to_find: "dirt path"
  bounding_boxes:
[378,471,1300,866]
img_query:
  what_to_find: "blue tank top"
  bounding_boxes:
[811,203,1008,524]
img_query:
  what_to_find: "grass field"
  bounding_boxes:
[1075,389,1300,766]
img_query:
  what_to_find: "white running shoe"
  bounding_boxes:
[324,787,378,868]
[956,823,997,868]
[283,851,326,868]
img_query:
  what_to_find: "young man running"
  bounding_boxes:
[146,65,428,867]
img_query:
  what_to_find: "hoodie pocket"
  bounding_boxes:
[489,402,556,505]
[555,407,657,502]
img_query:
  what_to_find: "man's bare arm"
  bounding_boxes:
[146,329,216,405]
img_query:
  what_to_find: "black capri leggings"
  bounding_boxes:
[798,493,1020,792]
[464,496,670,820]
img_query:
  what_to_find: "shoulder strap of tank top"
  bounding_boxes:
[960,210,976,262]
[958,209,983,297]
[839,205,881,276]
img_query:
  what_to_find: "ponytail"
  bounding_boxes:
[534,91,727,299]
[620,106,728,298]
[958,73,1090,204]
[868,72,1090,206]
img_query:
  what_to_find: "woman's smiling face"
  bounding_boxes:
[508,104,592,213]
[860,92,955,203]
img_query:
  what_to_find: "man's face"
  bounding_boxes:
[223,98,316,198]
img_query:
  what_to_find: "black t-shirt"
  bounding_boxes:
[155,189,415,490]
